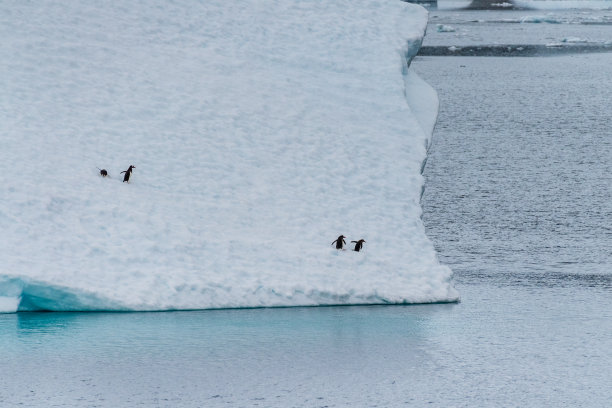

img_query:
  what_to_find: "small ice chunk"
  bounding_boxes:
[561,37,587,43]
[436,24,455,32]
[0,296,20,313]
[520,15,561,24]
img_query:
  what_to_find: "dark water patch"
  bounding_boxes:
[481,19,612,25]
[459,270,612,289]
[418,43,612,56]
[428,18,612,26]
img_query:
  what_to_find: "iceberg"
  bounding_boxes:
[0,0,458,312]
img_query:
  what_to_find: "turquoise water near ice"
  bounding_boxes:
[2,286,611,407]
[3,8,612,408]
[1,306,443,406]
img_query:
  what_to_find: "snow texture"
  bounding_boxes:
[0,0,458,312]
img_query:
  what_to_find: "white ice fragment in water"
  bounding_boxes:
[436,24,455,33]
[0,296,20,313]
[520,15,561,24]
[561,37,587,43]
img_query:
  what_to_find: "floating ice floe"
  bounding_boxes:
[0,0,459,312]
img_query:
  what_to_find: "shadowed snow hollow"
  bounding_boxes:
[0,0,458,312]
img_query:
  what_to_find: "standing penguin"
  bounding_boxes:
[351,239,366,252]
[331,235,346,250]
[120,165,135,183]
[97,168,108,177]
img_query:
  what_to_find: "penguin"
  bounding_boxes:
[331,235,346,250]
[120,165,135,183]
[351,239,366,252]
[97,168,108,177]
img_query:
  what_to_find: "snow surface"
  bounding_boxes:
[0,0,458,312]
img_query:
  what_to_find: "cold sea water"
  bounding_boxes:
[2,7,612,408]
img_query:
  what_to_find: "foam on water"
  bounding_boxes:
[0,0,458,312]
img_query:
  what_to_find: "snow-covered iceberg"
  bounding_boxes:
[0,0,458,312]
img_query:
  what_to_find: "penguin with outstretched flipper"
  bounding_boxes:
[120,165,135,183]
[351,239,366,252]
[331,235,347,250]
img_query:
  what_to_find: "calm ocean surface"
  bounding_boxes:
[2,7,612,408]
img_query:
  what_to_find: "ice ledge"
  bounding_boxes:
[0,274,458,313]
[0,276,127,313]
